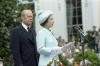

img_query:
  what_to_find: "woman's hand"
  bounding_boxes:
[61,42,74,52]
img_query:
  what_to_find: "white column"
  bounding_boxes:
[0,58,3,66]
[34,0,43,32]
[92,0,100,29]
[82,0,100,33]
[82,0,93,33]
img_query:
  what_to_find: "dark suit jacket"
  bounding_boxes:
[11,24,38,66]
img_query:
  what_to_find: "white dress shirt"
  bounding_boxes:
[22,22,29,32]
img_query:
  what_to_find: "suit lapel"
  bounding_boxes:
[27,29,35,45]
[19,25,34,45]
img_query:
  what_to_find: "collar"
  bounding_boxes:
[22,22,28,32]
[42,27,54,36]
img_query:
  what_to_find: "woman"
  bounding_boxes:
[36,10,72,66]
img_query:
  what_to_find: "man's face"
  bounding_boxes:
[22,11,33,26]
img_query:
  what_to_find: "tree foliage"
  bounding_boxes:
[0,0,17,66]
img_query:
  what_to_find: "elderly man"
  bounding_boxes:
[11,9,38,66]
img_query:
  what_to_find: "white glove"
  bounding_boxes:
[61,42,74,52]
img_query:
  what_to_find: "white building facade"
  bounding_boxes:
[18,0,100,41]
[35,0,100,41]
[82,0,100,33]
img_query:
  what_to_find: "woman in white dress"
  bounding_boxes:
[36,10,72,66]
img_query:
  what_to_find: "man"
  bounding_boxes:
[91,26,98,53]
[11,9,38,66]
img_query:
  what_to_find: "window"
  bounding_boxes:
[66,0,83,41]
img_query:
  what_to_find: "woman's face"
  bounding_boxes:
[45,15,54,28]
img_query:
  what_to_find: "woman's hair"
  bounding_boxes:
[40,15,52,26]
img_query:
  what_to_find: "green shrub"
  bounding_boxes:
[74,50,100,66]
